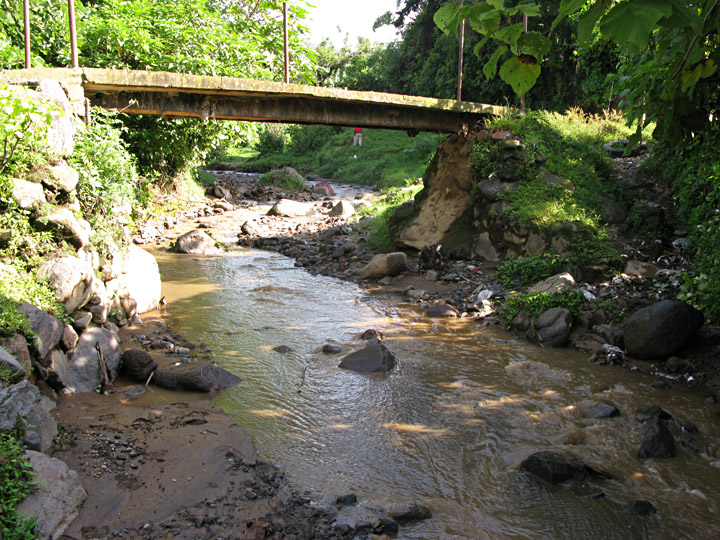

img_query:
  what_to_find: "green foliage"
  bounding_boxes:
[0,262,65,336]
[227,125,440,191]
[355,186,422,253]
[645,131,720,322]
[257,170,306,192]
[0,362,24,384]
[254,124,288,155]
[497,254,567,289]
[68,109,147,243]
[0,431,38,540]
[0,84,55,177]
[500,288,586,325]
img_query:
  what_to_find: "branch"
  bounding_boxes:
[670,0,719,81]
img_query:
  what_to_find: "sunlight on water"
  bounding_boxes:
[154,247,720,540]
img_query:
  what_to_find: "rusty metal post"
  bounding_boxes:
[23,0,31,68]
[457,19,465,101]
[68,0,79,68]
[283,2,290,83]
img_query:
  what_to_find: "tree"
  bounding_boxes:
[435,0,719,141]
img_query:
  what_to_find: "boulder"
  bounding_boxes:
[17,303,63,360]
[624,300,704,359]
[531,308,573,348]
[624,260,659,278]
[586,403,621,419]
[638,416,675,459]
[626,500,656,515]
[11,178,47,210]
[338,340,396,373]
[592,324,624,348]
[360,252,407,280]
[266,199,320,217]
[28,161,79,193]
[0,345,26,379]
[121,349,158,382]
[476,178,518,202]
[0,380,57,453]
[388,503,432,523]
[328,200,355,217]
[16,450,87,540]
[241,220,269,236]
[0,334,32,375]
[45,207,91,247]
[520,451,576,484]
[313,182,336,196]
[33,79,77,155]
[153,362,241,392]
[117,244,162,313]
[59,325,79,352]
[175,229,222,255]
[53,327,121,394]
[427,301,459,318]
[529,272,575,294]
[37,256,94,314]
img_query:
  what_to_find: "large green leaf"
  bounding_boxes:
[577,0,611,45]
[599,0,673,49]
[434,5,462,35]
[483,45,508,80]
[552,0,588,30]
[517,31,551,59]
[499,54,541,96]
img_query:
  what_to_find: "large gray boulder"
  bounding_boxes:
[37,256,95,314]
[624,300,704,359]
[16,451,87,540]
[267,199,320,217]
[11,178,47,210]
[34,79,77,155]
[53,327,121,394]
[17,303,63,360]
[339,340,396,373]
[116,244,162,313]
[153,362,241,392]
[121,349,157,382]
[175,229,222,255]
[0,380,57,453]
[531,307,573,348]
[360,252,407,280]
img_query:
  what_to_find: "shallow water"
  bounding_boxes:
[154,247,720,540]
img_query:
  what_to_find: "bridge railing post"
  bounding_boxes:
[23,0,31,68]
[68,0,79,68]
[283,2,290,84]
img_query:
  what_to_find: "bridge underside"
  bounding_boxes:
[0,68,505,133]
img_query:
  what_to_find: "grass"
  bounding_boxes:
[354,186,423,252]
[209,124,443,191]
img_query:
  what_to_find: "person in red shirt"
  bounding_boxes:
[353,127,363,146]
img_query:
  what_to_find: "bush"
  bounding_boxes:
[257,169,305,192]
[69,109,147,244]
[0,432,38,540]
[254,124,287,155]
[497,254,567,289]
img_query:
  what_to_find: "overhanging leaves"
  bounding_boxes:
[499,55,541,96]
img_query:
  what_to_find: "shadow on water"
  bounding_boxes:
[152,247,720,540]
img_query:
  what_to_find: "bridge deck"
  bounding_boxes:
[0,68,505,133]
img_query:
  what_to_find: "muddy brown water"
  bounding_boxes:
[152,247,720,540]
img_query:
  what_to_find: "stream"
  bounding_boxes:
[152,237,720,539]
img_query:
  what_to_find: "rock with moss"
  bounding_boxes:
[175,229,222,255]
[11,178,47,210]
[360,252,407,280]
[27,161,79,193]
[37,256,95,314]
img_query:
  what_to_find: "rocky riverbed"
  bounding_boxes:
[6,160,718,540]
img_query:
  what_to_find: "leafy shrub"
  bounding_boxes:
[254,125,287,155]
[69,109,147,243]
[257,170,305,192]
[500,289,586,325]
[0,431,38,540]
[0,84,55,177]
[497,254,567,289]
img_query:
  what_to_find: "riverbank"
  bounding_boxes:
[51,166,719,539]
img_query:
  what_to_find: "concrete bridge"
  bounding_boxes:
[0,67,505,133]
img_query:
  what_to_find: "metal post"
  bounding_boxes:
[23,0,31,68]
[68,0,79,68]
[283,2,290,83]
[521,14,528,110]
[457,19,465,101]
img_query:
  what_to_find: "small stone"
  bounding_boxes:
[322,344,343,355]
[335,493,357,506]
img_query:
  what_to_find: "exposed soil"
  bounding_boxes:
[54,162,719,539]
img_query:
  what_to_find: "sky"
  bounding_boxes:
[304,0,400,48]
